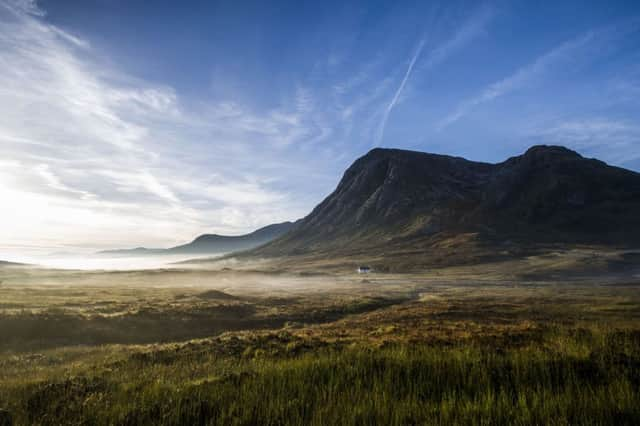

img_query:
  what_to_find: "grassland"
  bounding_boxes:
[0,251,639,425]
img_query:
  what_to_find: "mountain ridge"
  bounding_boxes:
[99,221,297,256]
[248,145,640,264]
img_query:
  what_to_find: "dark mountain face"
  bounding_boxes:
[476,146,640,240]
[254,146,640,257]
[99,221,297,256]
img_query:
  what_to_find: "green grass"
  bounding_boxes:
[1,326,639,425]
[0,283,400,352]
[1,263,639,425]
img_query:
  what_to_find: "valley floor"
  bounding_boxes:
[0,252,639,425]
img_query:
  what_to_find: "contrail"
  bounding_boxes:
[373,5,496,145]
[374,37,427,147]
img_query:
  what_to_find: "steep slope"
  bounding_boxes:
[252,146,640,259]
[100,221,297,256]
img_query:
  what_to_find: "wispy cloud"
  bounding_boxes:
[0,3,325,252]
[34,164,96,200]
[420,5,494,72]
[2,0,43,16]
[438,33,596,130]
[373,6,494,146]
[438,19,640,130]
[531,118,640,165]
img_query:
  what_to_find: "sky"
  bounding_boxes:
[0,0,639,255]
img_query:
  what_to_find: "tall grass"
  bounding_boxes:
[2,327,638,425]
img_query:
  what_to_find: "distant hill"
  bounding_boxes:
[248,146,640,268]
[0,260,27,267]
[99,221,297,257]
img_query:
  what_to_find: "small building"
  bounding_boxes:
[357,266,371,274]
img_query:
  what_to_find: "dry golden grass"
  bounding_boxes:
[0,250,639,424]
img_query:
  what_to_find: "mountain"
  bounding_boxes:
[167,221,298,254]
[99,221,297,256]
[249,146,640,265]
[0,260,28,268]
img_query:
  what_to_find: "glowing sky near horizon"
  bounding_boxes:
[0,0,639,256]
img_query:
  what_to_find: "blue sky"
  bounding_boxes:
[0,0,639,254]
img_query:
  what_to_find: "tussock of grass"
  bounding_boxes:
[1,264,639,424]
[1,327,639,425]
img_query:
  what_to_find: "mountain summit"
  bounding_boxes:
[252,145,640,260]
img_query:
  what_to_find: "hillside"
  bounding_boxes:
[249,146,640,268]
[168,221,298,254]
[99,221,297,256]
[0,260,26,267]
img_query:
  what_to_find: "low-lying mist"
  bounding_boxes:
[0,253,224,271]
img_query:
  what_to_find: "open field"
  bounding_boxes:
[0,251,639,425]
